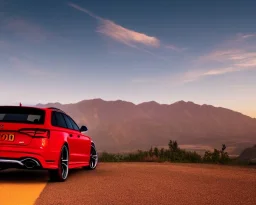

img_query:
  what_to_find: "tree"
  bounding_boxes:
[160,148,165,158]
[154,147,159,157]
[222,144,227,152]
[220,144,230,164]
[173,141,178,151]
[168,140,179,152]
[168,140,173,151]
[203,151,212,162]
[211,149,221,163]
[149,147,153,157]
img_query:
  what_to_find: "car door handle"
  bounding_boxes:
[77,135,80,138]
[69,134,73,137]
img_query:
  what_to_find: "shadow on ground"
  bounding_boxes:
[0,168,90,183]
[0,169,49,183]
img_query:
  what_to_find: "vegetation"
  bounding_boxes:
[99,140,232,164]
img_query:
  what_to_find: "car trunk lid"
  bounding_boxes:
[0,106,48,146]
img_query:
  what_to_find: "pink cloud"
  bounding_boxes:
[97,19,160,48]
[239,33,256,39]
[8,56,53,77]
[203,67,238,76]
[165,45,187,52]
[4,18,50,42]
[235,58,256,67]
[68,2,189,56]
[197,49,242,63]
[181,48,256,83]
[69,3,160,48]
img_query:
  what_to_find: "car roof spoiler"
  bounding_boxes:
[47,107,66,113]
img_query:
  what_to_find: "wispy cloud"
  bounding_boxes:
[68,3,160,49]
[178,66,243,84]
[198,49,256,64]
[165,44,187,52]
[3,18,50,42]
[68,2,183,56]
[240,34,256,39]
[132,33,256,85]
[8,56,53,77]
[97,19,160,48]
[180,35,256,83]
[236,33,256,40]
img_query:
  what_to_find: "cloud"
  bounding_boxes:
[132,33,256,86]
[237,33,256,40]
[68,2,185,57]
[8,56,53,77]
[3,18,50,42]
[68,3,160,48]
[165,45,187,52]
[180,35,256,83]
[68,3,101,20]
[241,34,256,39]
[198,49,256,64]
[97,20,160,48]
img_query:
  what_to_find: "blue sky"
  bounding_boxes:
[1,0,256,117]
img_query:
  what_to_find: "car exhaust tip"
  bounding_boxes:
[21,158,40,169]
[24,160,36,169]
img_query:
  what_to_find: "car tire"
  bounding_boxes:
[84,143,98,170]
[49,145,69,182]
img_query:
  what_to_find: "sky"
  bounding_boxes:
[0,0,256,118]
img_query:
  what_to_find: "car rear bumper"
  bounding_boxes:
[0,146,58,169]
[0,158,41,169]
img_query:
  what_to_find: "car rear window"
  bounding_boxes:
[0,106,45,124]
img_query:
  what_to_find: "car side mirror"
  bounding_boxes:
[80,125,88,132]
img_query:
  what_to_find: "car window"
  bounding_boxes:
[0,106,45,124]
[68,116,80,131]
[52,111,67,128]
[51,112,58,126]
[63,114,73,130]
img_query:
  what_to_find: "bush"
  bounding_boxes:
[99,140,231,165]
[202,146,231,164]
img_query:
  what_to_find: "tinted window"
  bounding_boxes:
[51,112,58,126]
[0,106,45,124]
[52,112,67,128]
[68,116,80,131]
[63,114,73,130]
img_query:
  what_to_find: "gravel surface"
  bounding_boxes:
[35,163,256,205]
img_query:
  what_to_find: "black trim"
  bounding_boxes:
[48,107,66,113]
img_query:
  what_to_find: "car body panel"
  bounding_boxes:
[0,106,93,170]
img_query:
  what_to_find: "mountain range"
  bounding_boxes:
[36,99,256,155]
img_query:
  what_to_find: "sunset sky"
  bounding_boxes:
[1,0,256,118]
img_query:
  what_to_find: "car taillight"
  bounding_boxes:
[19,128,50,138]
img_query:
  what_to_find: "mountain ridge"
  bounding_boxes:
[35,99,256,155]
[37,99,254,119]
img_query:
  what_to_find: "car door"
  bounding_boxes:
[68,115,91,163]
[61,113,82,163]
[52,111,79,163]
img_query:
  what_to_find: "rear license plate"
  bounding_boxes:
[0,133,15,142]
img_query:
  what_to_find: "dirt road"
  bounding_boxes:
[1,163,256,205]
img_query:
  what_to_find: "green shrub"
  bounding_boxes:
[99,140,231,165]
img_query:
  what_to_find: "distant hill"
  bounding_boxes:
[36,99,256,155]
[238,145,256,163]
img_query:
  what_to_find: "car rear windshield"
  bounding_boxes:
[0,106,45,124]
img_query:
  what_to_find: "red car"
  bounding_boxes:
[0,105,98,182]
